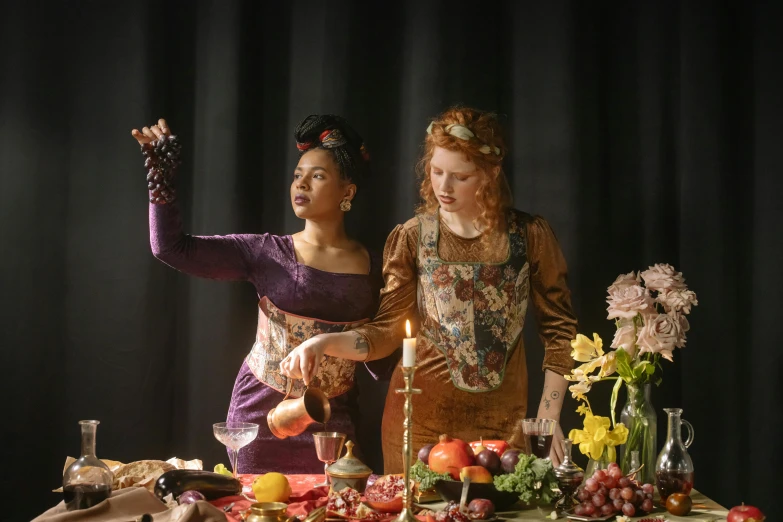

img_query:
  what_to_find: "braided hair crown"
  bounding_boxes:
[294,114,370,186]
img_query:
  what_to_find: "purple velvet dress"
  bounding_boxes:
[149,202,384,473]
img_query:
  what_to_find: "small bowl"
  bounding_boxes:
[325,440,372,493]
[327,474,370,493]
[433,480,521,511]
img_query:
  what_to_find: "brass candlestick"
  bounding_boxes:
[394,366,421,522]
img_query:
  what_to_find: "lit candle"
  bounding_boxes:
[402,320,416,367]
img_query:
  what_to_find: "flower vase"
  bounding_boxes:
[619,383,657,484]
[585,446,611,477]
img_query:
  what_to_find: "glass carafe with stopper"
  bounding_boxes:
[655,408,695,502]
[62,420,114,511]
[553,439,584,511]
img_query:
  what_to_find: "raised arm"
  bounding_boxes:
[133,119,256,281]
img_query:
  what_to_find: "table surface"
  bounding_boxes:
[417,489,727,522]
[224,474,729,522]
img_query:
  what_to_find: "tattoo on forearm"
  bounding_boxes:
[354,334,369,355]
[542,384,550,409]
[543,390,560,410]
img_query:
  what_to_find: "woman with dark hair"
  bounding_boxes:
[131,115,383,473]
[281,106,578,471]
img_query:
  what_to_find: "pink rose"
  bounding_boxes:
[607,285,655,320]
[657,289,699,314]
[611,320,638,358]
[636,313,683,361]
[640,263,687,292]
[607,271,640,294]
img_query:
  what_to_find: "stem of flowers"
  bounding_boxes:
[620,385,653,483]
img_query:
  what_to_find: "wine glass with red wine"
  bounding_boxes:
[522,418,557,459]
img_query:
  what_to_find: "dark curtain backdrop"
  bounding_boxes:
[2,1,781,520]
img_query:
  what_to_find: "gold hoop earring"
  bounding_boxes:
[340,199,352,212]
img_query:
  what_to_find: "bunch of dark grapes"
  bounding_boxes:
[141,134,182,204]
[573,462,655,518]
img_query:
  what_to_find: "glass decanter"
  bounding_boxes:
[655,408,695,502]
[62,420,114,511]
[553,439,584,511]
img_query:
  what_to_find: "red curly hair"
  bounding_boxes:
[416,106,512,233]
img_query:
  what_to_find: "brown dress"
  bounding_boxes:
[353,209,577,473]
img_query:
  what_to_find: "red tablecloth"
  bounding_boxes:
[209,475,421,522]
[209,474,329,521]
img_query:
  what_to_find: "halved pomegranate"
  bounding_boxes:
[364,474,406,513]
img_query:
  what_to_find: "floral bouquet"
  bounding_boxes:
[564,264,698,480]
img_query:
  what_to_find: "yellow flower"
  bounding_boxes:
[598,351,617,378]
[568,412,629,461]
[576,403,592,416]
[568,379,592,399]
[570,333,604,362]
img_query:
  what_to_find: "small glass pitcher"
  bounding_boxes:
[655,408,695,502]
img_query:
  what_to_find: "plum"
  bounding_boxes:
[475,449,501,475]
[500,449,521,474]
[467,498,495,520]
[418,444,435,465]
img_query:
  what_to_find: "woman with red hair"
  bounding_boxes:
[281,106,577,471]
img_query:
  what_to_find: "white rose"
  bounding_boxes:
[640,263,687,292]
[658,288,699,314]
[611,323,638,358]
[607,285,655,319]
[607,271,640,294]
[637,313,682,361]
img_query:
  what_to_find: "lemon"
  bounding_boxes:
[252,472,292,502]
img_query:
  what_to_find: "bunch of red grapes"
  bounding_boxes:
[573,462,655,518]
[141,134,182,204]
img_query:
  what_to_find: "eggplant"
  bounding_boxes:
[154,469,241,500]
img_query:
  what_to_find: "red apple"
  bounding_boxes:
[727,504,766,522]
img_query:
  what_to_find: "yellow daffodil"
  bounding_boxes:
[569,412,629,461]
[570,333,604,362]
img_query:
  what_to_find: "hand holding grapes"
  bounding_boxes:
[131,118,182,204]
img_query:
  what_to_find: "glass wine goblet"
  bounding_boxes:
[313,432,346,487]
[522,418,558,460]
[213,422,260,478]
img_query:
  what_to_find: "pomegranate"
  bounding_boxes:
[364,475,405,513]
[727,504,766,522]
[429,434,475,480]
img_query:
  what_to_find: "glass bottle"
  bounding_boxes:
[619,383,657,484]
[655,408,695,502]
[62,420,113,511]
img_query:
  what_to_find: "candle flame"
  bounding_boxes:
[405,319,411,338]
